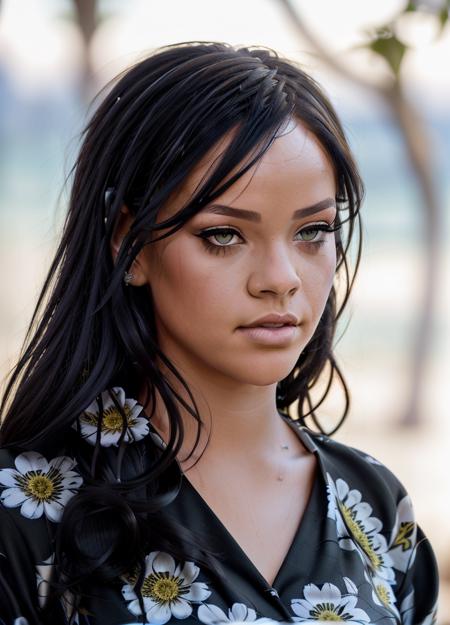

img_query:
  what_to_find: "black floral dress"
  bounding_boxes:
[0,387,439,625]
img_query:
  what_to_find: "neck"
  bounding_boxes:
[138,364,301,470]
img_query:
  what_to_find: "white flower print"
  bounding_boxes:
[326,473,395,583]
[361,453,383,466]
[122,551,211,624]
[400,589,415,625]
[400,591,437,625]
[150,431,167,450]
[0,452,83,522]
[198,602,273,624]
[291,578,371,624]
[77,386,149,447]
[36,553,80,623]
[36,554,55,609]
[363,571,400,621]
[388,495,417,574]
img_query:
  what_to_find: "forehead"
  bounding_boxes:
[159,118,335,220]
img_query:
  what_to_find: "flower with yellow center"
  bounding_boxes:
[326,473,395,584]
[0,451,83,522]
[77,386,149,447]
[291,579,370,624]
[145,574,181,602]
[312,606,346,621]
[26,474,55,501]
[122,551,211,624]
[375,584,391,607]
[339,503,382,569]
[363,570,400,621]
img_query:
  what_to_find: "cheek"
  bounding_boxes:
[148,240,236,334]
[323,244,337,289]
[302,244,336,313]
[308,241,336,292]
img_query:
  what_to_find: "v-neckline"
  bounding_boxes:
[180,417,322,591]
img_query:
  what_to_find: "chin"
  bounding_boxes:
[229,357,299,387]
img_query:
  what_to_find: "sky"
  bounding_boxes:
[0,0,449,111]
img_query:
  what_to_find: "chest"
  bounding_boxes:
[183,453,317,587]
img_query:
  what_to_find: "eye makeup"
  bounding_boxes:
[195,221,340,256]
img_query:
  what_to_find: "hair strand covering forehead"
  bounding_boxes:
[0,40,364,603]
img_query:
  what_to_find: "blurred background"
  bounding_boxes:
[0,0,449,621]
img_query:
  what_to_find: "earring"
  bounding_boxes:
[124,271,134,286]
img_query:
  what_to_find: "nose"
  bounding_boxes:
[247,242,301,298]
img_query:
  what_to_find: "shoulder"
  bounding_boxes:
[305,429,409,506]
[304,429,439,623]
[287,423,417,543]
[303,428,435,569]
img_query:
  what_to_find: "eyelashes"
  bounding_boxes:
[195,222,340,256]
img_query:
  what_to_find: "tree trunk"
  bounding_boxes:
[277,0,441,426]
[73,0,97,102]
[384,83,440,425]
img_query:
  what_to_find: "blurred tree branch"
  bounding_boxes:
[278,0,448,425]
[72,0,98,101]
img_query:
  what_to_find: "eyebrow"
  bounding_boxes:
[200,197,336,222]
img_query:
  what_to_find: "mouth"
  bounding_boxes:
[237,324,299,345]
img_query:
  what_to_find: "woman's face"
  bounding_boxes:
[134,118,337,389]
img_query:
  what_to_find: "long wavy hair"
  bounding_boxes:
[0,41,363,612]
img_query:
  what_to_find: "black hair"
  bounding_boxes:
[0,41,363,614]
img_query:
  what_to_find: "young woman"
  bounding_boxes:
[0,42,438,625]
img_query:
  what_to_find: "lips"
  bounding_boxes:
[240,312,299,329]
[237,324,298,346]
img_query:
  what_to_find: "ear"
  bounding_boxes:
[110,205,148,287]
